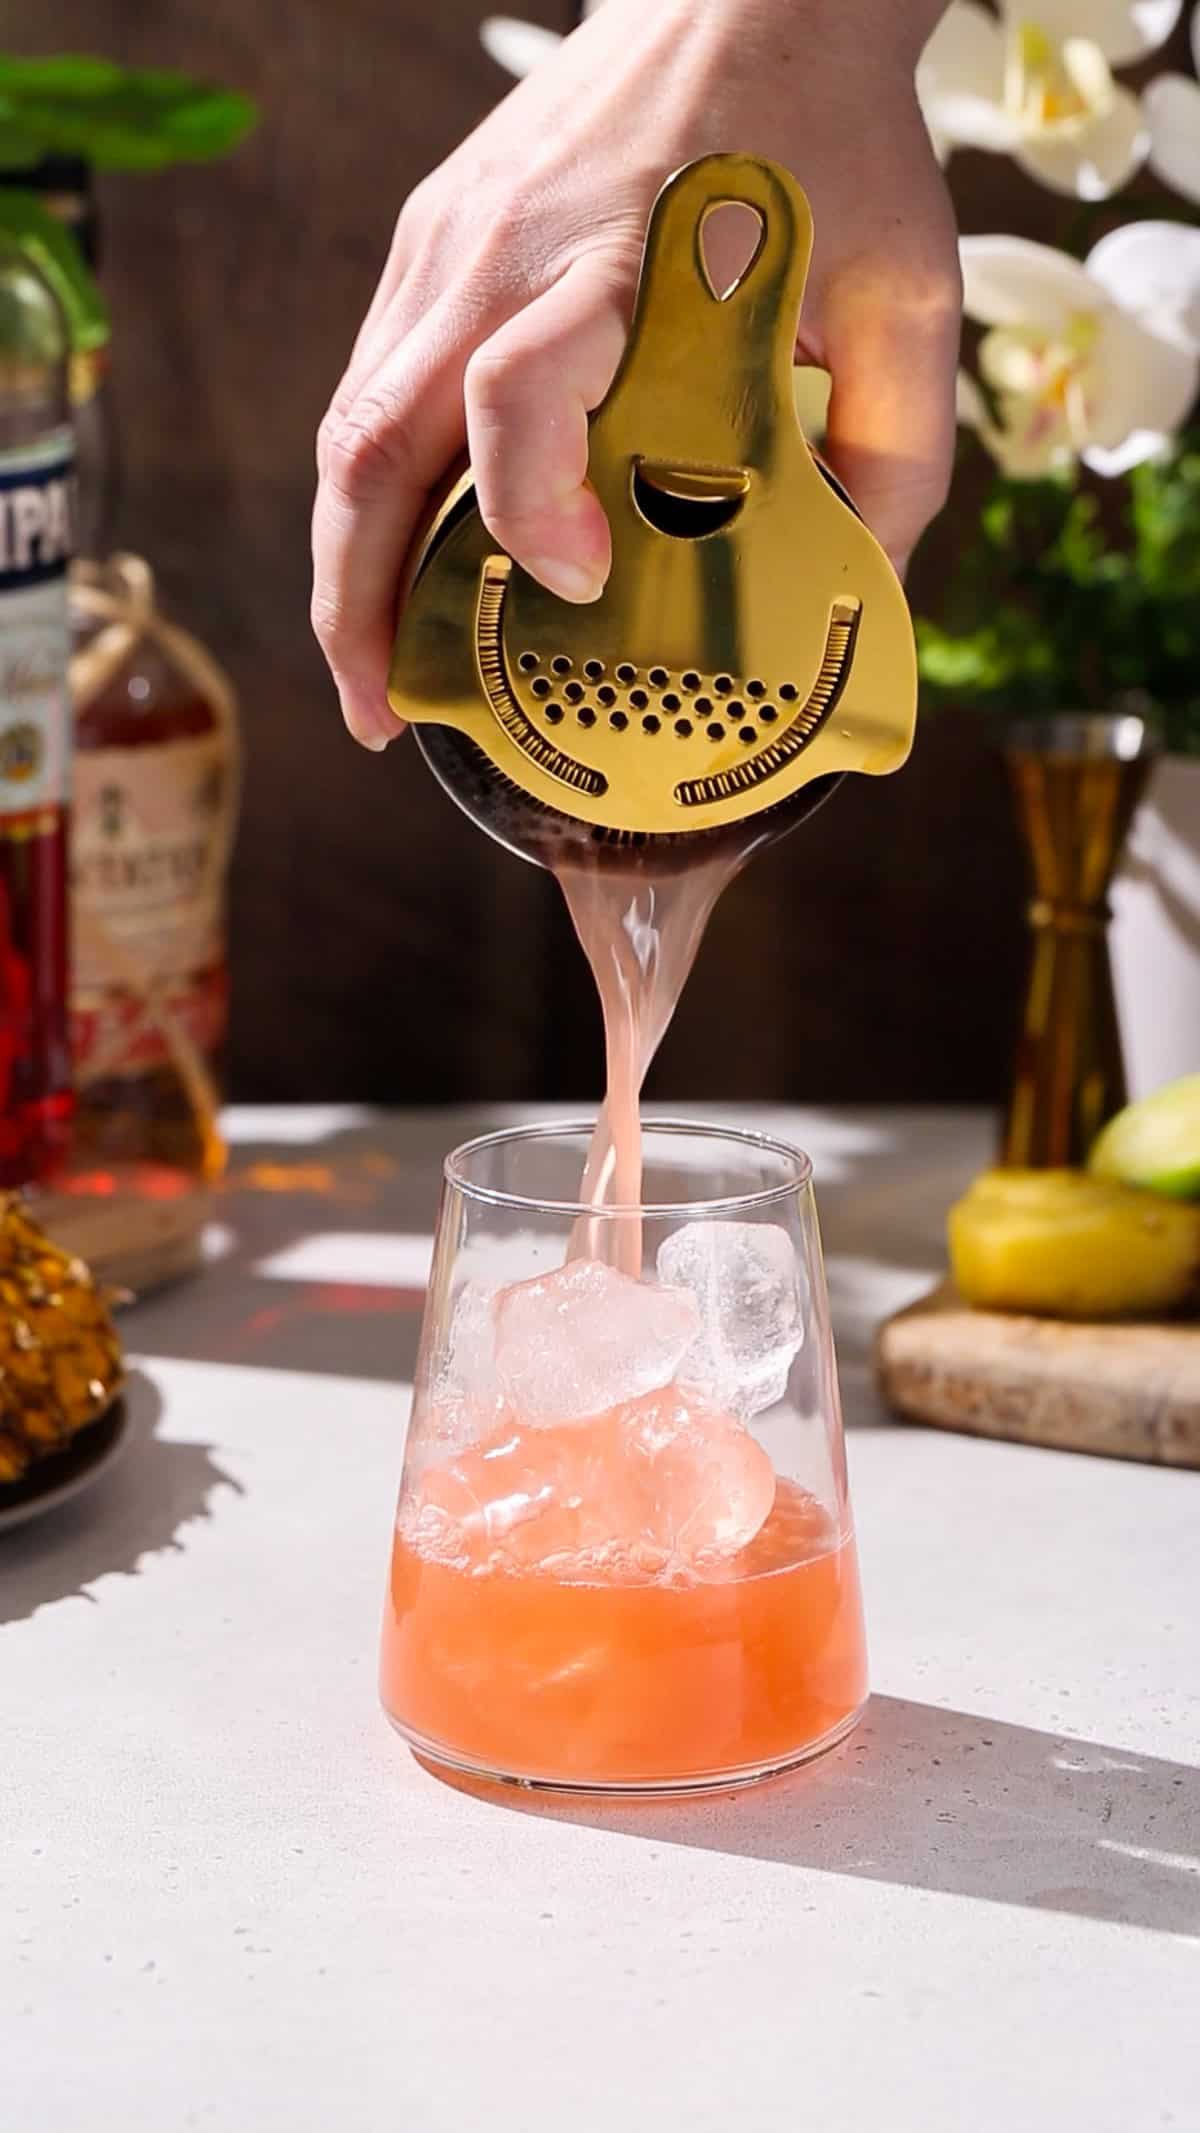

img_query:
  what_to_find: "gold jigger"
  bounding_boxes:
[1001,713,1158,1169]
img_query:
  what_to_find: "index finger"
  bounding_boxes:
[311,310,471,748]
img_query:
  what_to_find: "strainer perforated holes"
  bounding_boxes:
[518,651,539,672]
[642,715,661,735]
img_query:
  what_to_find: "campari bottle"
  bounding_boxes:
[0,227,74,1186]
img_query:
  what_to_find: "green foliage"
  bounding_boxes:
[916,437,1200,755]
[0,54,257,172]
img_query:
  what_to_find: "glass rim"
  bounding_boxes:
[443,1117,814,1219]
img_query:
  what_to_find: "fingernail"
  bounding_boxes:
[528,556,605,604]
[344,718,392,752]
[342,699,396,751]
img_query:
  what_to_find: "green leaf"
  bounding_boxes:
[0,54,257,172]
[0,121,48,170]
[0,187,109,349]
[914,434,1200,750]
[916,609,1061,709]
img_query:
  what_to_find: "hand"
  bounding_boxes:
[312,0,960,749]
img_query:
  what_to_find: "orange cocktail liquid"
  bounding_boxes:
[381,1473,867,1790]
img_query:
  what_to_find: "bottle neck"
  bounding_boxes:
[0,236,71,452]
[0,157,99,270]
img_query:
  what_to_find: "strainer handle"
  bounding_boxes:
[624,153,814,400]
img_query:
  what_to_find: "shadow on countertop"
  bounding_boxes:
[117,1104,975,1398]
[441,1692,1200,1940]
[116,1110,511,1385]
[0,1370,240,1628]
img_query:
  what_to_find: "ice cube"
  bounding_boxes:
[621,1385,776,1561]
[437,1279,499,1407]
[656,1221,806,1417]
[493,1258,700,1426]
[405,1385,775,1574]
[413,1281,507,1468]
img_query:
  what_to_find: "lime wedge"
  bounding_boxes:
[1089,1075,1200,1200]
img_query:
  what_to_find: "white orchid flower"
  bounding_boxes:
[482,5,607,77]
[480,16,564,75]
[958,226,1200,477]
[1146,4,1200,203]
[919,0,1182,198]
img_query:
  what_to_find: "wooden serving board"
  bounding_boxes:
[33,1177,212,1301]
[876,1284,1200,1468]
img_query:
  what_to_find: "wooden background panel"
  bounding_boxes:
[24,0,1177,1106]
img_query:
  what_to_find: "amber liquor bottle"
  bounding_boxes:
[68,557,237,1195]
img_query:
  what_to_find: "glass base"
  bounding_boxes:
[385,1698,867,1802]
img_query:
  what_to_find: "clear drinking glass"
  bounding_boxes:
[380,1121,867,1795]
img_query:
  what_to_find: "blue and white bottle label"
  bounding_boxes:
[0,429,74,819]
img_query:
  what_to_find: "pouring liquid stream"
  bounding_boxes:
[556,839,751,1273]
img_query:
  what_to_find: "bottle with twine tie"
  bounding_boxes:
[34,553,240,1294]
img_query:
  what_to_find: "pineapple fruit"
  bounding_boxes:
[0,1197,125,1485]
[947,1169,1200,1321]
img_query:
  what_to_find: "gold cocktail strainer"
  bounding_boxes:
[388,153,917,863]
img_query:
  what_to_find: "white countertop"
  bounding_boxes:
[6,1105,1198,2132]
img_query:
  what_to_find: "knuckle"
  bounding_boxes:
[476,464,541,534]
[487,193,561,273]
[865,244,961,332]
[309,583,343,652]
[395,176,435,241]
[464,342,529,423]
[315,400,351,470]
[481,500,540,545]
[319,394,415,501]
[906,250,964,328]
[887,217,964,327]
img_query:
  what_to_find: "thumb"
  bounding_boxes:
[463,253,630,602]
